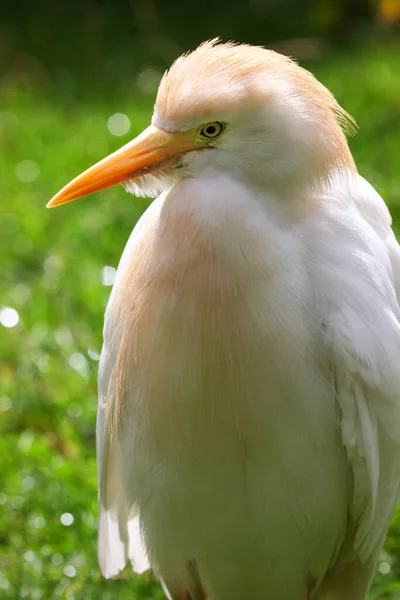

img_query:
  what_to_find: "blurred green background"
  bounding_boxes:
[1,1,400,598]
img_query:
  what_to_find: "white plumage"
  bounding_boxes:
[49,41,400,600]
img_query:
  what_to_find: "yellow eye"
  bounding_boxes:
[197,121,225,140]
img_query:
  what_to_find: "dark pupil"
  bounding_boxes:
[205,125,216,136]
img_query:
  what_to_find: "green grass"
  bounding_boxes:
[1,41,400,599]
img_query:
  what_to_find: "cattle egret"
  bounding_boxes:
[48,40,400,600]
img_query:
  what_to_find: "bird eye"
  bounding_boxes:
[197,121,225,140]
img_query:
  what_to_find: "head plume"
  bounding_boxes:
[153,39,356,188]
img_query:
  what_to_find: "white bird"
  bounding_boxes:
[48,40,400,600]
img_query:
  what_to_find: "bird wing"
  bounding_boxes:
[319,174,400,561]
[97,194,166,578]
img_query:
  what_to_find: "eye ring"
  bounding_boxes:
[197,121,225,140]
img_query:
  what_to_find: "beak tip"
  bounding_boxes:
[46,191,74,208]
[46,195,62,208]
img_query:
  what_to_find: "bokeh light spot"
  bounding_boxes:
[24,550,35,563]
[15,160,40,182]
[51,554,63,566]
[68,353,89,377]
[0,307,19,328]
[101,265,116,286]
[10,283,31,305]
[0,572,10,590]
[107,113,130,136]
[40,545,52,556]
[137,68,161,93]
[11,496,24,509]
[22,476,36,490]
[379,562,391,575]
[29,514,46,529]
[55,326,74,349]
[44,254,63,273]
[60,512,74,526]
[64,565,77,577]
[18,431,34,452]
[88,347,100,361]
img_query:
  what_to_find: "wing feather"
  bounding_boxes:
[96,195,166,577]
[321,174,400,561]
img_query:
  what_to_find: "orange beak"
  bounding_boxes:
[47,125,203,208]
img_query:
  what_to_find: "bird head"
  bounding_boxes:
[48,40,356,208]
